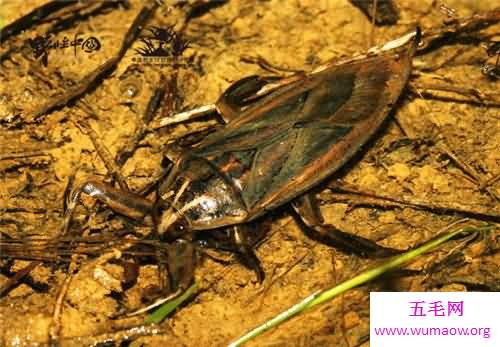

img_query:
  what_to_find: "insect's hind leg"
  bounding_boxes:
[156,75,279,128]
[215,75,278,123]
[292,194,403,258]
[63,180,154,234]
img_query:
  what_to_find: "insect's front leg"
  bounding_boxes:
[63,180,154,234]
[127,239,196,317]
[292,194,403,258]
[165,239,196,293]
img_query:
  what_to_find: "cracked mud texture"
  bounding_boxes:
[0,0,499,346]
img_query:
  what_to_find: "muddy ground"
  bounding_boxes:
[0,0,499,346]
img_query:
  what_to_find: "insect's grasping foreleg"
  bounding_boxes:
[63,180,154,235]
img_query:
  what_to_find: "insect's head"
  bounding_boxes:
[156,202,190,238]
[155,173,196,237]
[155,157,247,236]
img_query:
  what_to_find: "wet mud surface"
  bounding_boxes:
[0,0,499,346]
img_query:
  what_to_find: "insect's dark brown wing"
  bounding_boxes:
[190,31,418,219]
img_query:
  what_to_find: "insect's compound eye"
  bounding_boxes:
[174,218,188,233]
[158,212,190,242]
[167,216,189,240]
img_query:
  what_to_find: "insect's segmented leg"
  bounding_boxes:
[165,239,196,293]
[125,239,196,317]
[292,194,403,258]
[154,75,280,128]
[240,54,304,74]
[63,180,154,234]
[193,226,264,282]
[231,225,265,282]
[214,75,275,123]
[155,104,217,128]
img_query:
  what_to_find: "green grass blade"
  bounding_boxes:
[229,223,496,347]
[145,282,198,324]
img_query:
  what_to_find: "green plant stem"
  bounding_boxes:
[229,223,495,347]
[145,282,198,324]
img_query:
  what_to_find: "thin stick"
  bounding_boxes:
[0,261,41,297]
[0,150,51,161]
[154,104,217,128]
[116,84,165,166]
[419,9,500,53]
[48,274,73,345]
[0,1,77,44]
[327,182,500,222]
[59,324,163,346]
[73,119,129,191]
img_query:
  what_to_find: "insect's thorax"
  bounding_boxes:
[157,156,248,234]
